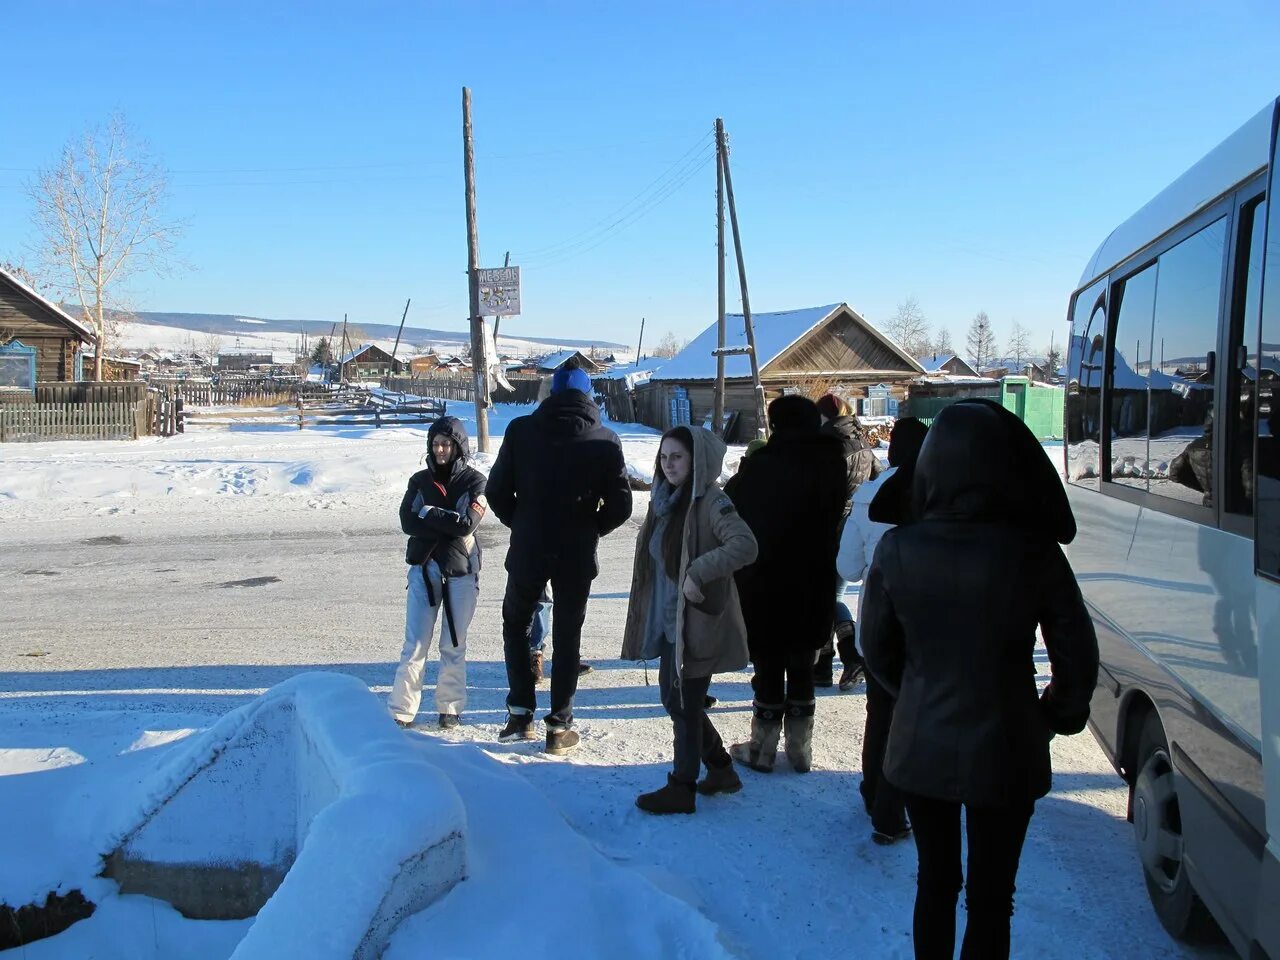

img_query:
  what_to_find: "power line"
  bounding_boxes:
[511,131,714,261]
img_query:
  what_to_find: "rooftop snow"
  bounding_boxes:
[652,304,854,382]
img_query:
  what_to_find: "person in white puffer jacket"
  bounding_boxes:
[836,416,929,844]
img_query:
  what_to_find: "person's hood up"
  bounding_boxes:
[534,388,601,437]
[652,426,726,499]
[428,416,470,461]
[910,399,1076,543]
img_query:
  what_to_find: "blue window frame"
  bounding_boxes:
[0,339,37,390]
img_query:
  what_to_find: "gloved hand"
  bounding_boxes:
[682,576,705,603]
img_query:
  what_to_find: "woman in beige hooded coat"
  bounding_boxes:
[621,425,758,814]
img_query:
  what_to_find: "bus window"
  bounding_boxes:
[1228,197,1266,518]
[1259,188,1280,578]
[1106,262,1159,492]
[1147,216,1227,506]
[1066,278,1106,488]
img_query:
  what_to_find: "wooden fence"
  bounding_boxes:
[180,397,447,431]
[0,400,147,442]
[36,381,150,404]
[145,377,334,406]
[381,374,543,405]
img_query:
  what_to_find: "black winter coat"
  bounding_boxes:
[484,390,633,581]
[822,416,881,510]
[724,429,848,653]
[399,418,488,576]
[860,400,1098,807]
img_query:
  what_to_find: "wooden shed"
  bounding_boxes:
[635,303,923,438]
[0,267,94,389]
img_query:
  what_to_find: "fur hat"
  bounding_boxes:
[816,393,850,421]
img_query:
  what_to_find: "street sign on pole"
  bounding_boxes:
[477,266,521,317]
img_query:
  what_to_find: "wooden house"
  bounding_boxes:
[916,353,979,377]
[0,267,94,389]
[536,349,604,375]
[634,303,923,438]
[338,343,401,379]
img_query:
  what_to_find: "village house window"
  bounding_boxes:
[0,339,37,390]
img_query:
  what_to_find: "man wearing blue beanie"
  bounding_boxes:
[485,358,633,755]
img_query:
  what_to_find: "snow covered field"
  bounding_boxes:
[0,409,1231,958]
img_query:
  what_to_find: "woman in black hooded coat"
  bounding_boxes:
[860,398,1099,960]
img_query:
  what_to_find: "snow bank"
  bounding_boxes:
[98,673,465,959]
[385,738,736,960]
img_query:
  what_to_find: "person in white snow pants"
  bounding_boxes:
[389,415,488,730]
[389,560,479,722]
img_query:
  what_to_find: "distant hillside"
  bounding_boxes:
[72,308,628,353]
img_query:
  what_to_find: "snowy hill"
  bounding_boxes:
[75,308,628,359]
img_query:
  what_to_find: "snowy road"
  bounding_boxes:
[0,493,1235,959]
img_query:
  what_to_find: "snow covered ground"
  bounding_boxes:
[0,411,1231,958]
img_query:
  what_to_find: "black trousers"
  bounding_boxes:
[658,646,730,783]
[750,644,816,706]
[902,794,1035,960]
[503,572,591,727]
[859,671,906,834]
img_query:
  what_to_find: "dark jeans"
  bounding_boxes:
[658,646,730,783]
[860,671,906,834]
[751,644,816,706]
[902,794,1035,960]
[503,573,591,727]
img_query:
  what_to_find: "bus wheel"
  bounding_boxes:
[1132,712,1216,941]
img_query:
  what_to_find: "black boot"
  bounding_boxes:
[636,774,696,814]
[814,649,835,688]
[696,760,742,796]
[836,623,864,691]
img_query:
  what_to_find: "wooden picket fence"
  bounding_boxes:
[179,396,447,431]
[146,377,334,406]
[0,400,147,442]
[381,373,543,405]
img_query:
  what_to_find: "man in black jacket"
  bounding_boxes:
[485,362,632,754]
[390,416,488,729]
[724,395,849,773]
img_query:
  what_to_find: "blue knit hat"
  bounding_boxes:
[551,366,593,396]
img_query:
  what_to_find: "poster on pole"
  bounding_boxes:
[477,266,521,317]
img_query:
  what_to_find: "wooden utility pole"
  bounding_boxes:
[712,118,727,435]
[339,313,349,382]
[463,86,490,452]
[720,127,767,438]
[390,298,411,375]
[635,316,646,366]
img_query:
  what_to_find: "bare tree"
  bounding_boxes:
[931,326,955,357]
[1007,321,1032,369]
[0,260,41,292]
[28,115,183,381]
[199,332,223,371]
[966,311,998,373]
[653,331,685,359]
[886,296,930,357]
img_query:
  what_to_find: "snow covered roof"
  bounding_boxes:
[916,353,978,375]
[338,343,392,365]
[0,266,95,342]
[535,349,602,372]
[1080,99,1275,289]
[652,303,922,382]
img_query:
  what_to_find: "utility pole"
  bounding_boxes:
[635,316,646,367]
[463,86,490,452]
[390,298,411,375]
[712,118,727,436]
[720,125,767,438]
[339,313,349,382]
[492,251,510,347]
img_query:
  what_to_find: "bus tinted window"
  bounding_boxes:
[1148,216,1226,505]
[1106,263,1159,491]
[1259,187,1280,578]
[1229,197,1266,517]
[1066,278,1106,488]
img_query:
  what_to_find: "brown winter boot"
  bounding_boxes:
[784,699,816,773]
[697,759,743,796]
[729,702,784,773]
[530,649,545,683]
[636,774,696,814]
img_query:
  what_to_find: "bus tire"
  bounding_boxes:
[1132,712,1218,942]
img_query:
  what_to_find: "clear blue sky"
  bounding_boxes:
[2,1,1278,355]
